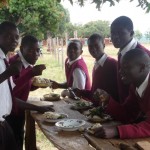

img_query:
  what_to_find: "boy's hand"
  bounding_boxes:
[37,106,54,113]
[72,88,82,97]
[50,80,60,89]
[93,126,119,138]
[93,89,110,106]
[7,60,22,76]
[32,64,46,76]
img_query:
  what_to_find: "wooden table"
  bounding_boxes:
[25,98,150,150]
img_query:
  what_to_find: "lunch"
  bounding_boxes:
[87,123,102,134]
[32,77,52,87]
[85,107,112,123]
[70,99,92,110]
[43,93,60,101]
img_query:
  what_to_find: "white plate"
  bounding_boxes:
[44,113,68,123]
[55,119,85,131]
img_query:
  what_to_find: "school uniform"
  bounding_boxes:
[65,56,91,90]
[6,51,35,150]
[0,49,17,150]
[81,54,119,103]
[117,38,150,103]
[105,73,150,139]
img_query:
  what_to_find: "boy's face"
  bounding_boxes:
[111,24,133,49]
[0,28,19,53]
[21,42,40,65]
[120,58,141,85]
[67,42,82,61]
[88,39,104,59]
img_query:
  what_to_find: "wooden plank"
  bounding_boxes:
[31,100,95,150]
[25,110,37,150]
[27,100,53,106]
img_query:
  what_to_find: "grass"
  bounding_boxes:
[29,43,150,150]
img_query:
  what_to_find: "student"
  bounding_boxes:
[0,21,22,150]
[111,16,150,103]
[51,40,91,91]
[74,34,119,103]
[6,35,53,150]
[92,49,150,139]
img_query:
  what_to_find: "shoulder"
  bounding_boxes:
[9,54,19,64]
[136,43,150,54]
[105,56,117,66]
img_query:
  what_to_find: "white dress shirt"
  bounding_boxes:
[136,73,149,98]
[0,49,14,121]
[118,38,137,57]
[67,56,86,89]
[17,51,33,68]
[94,53,107,70]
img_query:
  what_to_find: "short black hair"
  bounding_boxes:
[0,21,17,35]
[123,48,150,65]
[69,39,82,50]
[21,35,38,48]
[88,33,104,44]
[111,16,133,31]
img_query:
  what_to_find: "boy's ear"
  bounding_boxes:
[130,30,134,36]
[139,63,145,72]
[81,50,83,54]
[103,43,105,49]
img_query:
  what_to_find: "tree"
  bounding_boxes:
[145,30,150,41]
[0,0,70,39]
[67,0,150,12]
[134,30,143,40]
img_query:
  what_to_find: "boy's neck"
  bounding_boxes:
[96,53,104,61]
[120,38,133,51]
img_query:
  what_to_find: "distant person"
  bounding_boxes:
[74,34,119,104]
[92,49,150,139]
[111,16,150,103]
[51,40,91,94]
[6,35,54,150]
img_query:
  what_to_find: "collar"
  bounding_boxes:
[94,53,107,67]
[17,51,33,69]
[118,38,137,57]
[136,73,150,97]
[0,48,7,59]
[67,56,82,66]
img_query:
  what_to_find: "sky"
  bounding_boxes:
[61,0,150,33]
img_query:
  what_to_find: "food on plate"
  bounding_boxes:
[43,93,60,101]
[85,107,112,122]
[32,77,52,87]
[87,123,102,134]
[70,100,92,110]
[43,112,66,119]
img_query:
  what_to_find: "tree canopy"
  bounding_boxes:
[0,0,70,39]
[67,0,150,12]
[66,20,110,38]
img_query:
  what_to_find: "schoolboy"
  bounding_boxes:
[111,16,150,102]
[6,35,53,150]
[92,49,150,139]
[51,40,91,90]
[74,34,119,103]
[0,21,22,150]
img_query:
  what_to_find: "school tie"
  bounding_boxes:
[118,52,122,69]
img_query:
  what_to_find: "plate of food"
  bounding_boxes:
[70,100,93,110]
[32,77,52,88]
[43,93,60,101]
[85,107,112,123]
[43,112,68,123]
[55,119,85,131]
[86,123,102,134]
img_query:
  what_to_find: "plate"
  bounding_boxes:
[44,113,68,123]
[43,93,60,101]
[55,119,85,131]
[70,101,93,110]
